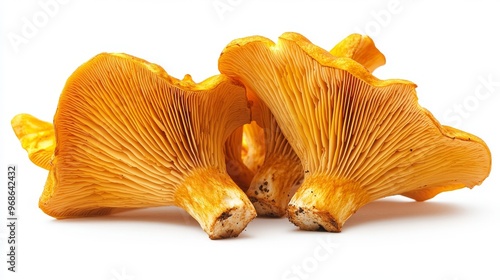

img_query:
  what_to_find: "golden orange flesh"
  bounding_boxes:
[243,82,304,217]
[12,53,256,239]
[11,114,55,170]
[240,33,391,218]
[241,121,265,174]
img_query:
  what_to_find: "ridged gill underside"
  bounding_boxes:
[43,53,250,217]
[219,32,491,205]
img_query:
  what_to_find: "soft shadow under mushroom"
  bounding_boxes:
[53,206,199,228]
[344,198,465,229]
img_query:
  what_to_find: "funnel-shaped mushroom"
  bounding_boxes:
[240,33,388,218]
[219,32,491,232]
[12,53,256,239]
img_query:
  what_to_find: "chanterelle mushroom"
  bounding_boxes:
[218,32,491,232]
[242,33,389,218]
[175,74,256,192]
[12,53,256,239]
[329,33,386,73]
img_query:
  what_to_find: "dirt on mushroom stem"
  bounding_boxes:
[287,173,371,232]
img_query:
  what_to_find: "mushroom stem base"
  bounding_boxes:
[287,174,369,232]
[246,154,303,217]
[175,167,257,239]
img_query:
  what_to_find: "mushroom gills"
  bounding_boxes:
[241,33,388,218]
[218,32,491,232]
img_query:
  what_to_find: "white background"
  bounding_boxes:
[1,1,499,279]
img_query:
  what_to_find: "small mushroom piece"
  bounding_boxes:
[219,32,491,232]
[12,53,256,239]
[329,33,386,73]
[11,113,55,170]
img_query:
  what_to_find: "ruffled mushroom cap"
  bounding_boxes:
[219,32,491,232]
[329,33,386,72]
[11,114,55,170]
[12,53,256,239]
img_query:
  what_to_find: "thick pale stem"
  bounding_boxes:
[175,167,257,239]
[287,174,370,232]
[246,154,303,217]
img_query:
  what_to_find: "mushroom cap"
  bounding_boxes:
[329,33,386,73]
[39,53,252,220]
[219,32,491,230]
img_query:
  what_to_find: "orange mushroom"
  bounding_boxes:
[176,74,256,193]
[241,33,388,218]
[219,32,491,232]
[329,33,386,73]
[12,53,256,239]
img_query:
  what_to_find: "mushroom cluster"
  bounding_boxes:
[12,33,491,238]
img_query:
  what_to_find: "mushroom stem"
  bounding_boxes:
[175,167,257,239]
[247,149,302,217]
[287,174,370,232]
